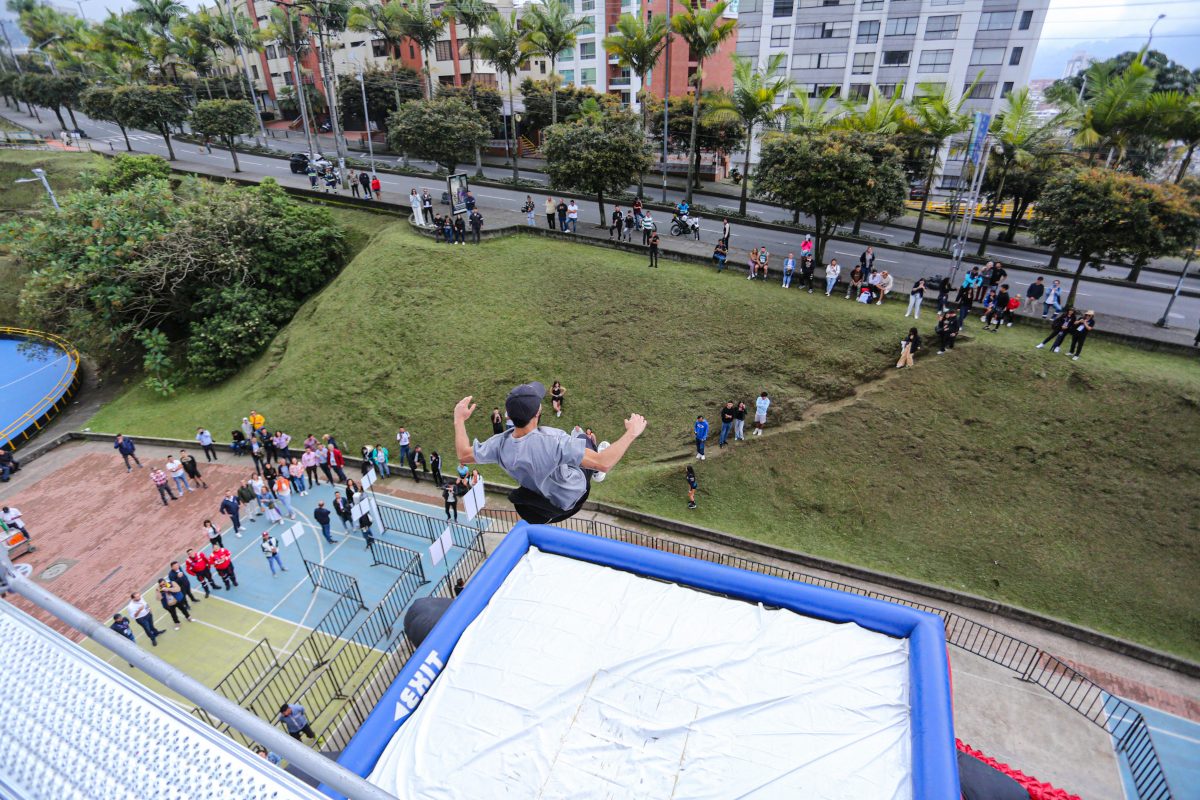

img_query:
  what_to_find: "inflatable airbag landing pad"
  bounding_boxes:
[368,548,914,798]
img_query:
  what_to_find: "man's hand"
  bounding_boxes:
[454,396,477,423]
[624,413,647,438]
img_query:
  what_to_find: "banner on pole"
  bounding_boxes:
[463,478,487,521]
[352,499,370,523]
[362,468,376,489]
[430,526,454,566]
[281,522,304,547]
[966,112,992,166]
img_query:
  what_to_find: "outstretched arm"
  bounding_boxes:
[454,396,477,464]
[582,414,647,473]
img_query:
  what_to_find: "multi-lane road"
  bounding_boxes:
[7,105,1200,331]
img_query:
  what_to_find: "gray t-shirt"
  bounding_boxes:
[472,427,587,510]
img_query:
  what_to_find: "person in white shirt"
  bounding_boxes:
[566,200,579,233]
[1,506,29,540]
[127,592,165,646]
[824,260,841,296]
[753,392,771,436]
[164,456,193,494]
[396,428,411,466]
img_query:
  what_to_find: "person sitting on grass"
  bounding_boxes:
[453,382,646,524]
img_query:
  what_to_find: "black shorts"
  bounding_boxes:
[509,476,590,525]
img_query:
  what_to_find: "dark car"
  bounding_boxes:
[290,152,332,174]
[908,183,927,201]
[69,128,89,139]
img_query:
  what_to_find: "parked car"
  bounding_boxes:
[908,184,927,201]
[289,152,332,174]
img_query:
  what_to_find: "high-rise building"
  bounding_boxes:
[735,0,1049,189]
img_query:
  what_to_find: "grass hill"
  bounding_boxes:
[86,218,1200,660]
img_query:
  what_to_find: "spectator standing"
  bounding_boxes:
[610,205,623,239]
[422,189,433,223]
[219,492,243,537]
[464,191,476,212]
[333,492,353,531]
[1042,280,1063,318]
[302,448,320,488]
[860,247,875,273]
[551,381,566,417]
[328,443,348,483]
[544,196,556,228]
[443,482,459,521]
[648,231,660,268]
[936,277,952,312]
[490,409,504,435]
[371,174,381,200]
[430,450,443,488]
[936,309,960,354]
[203,519,223,550]
[249,438,265,475]
[150,468,176,506]
[127,593,165,646]
[1025,277,1045,316]
[905,279,926,319]
[110,613,136,648]
[566,199,579,232]
[824,260,840,296]
[168,561,201,605]
[469,209,484,244]
[273,475,298,519]
[114,434,143,472]
[210,545,238,589]
[718,401,735,448]
[800,255,816,293]
[157,577,193,630]
[641,212,655,245]
[520,195,534,226]
[733,401,747,441]
[315,444,334,484]
[632,196,643,228]
[313,501,335,543]
[623,209,635,242]
[896,327,921,369]
[238,480,260,517]
[373,443,391,477]
[196,428,218,461]
[694,416,709,460]
[781,252,795,288]
[261,532,287,576]
[278,704,315,741]
[1069,311,1096,361]
[753,392,770,436]
[185,549,219,596]
[721,218,731,247]
[686,466,698,509]
[556,198,568,230]
[348,169,360,198]
[179,450,207,490]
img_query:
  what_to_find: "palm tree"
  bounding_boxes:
[907,81,975,245]
[211,9,265,104]
[394,0,445,100]
[704,54,795,216]
[173,13,219,98]
[837,85,910,135]
[602,12,668,197]
[670,0,736,204]
[519,0,588,126]
[786,88,840,134]
[131,0,186,39]
[975,87,1060,255]
[96,11,154,80]
[347,0,412,108]
[1047,58,1156,166]
[1147,90,1200,183]
[448,0,492,176]
[266,5,317,156]
[475,9,525,182]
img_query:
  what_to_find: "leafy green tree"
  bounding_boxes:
[191,99,259,172]
[347,0,423,108]
[670,0,736,203]
[644,92,744,181]
[519,78,616,133]
[519,0,589,126]
[602,12,668,196]
[475,9,527,182]
[705,54,795,216]
[111,84,190,160]
[1147,91,1200,183]
[1047,58,1156,166]
[976,87,1061,255]
[989,152,1062,243]
[89,153,173,193]
[20,73,83,129]
[387,96,490,173]
[907,81,975,245]
[337,67,422,132]
[1032,167,1200,305]
[754,131,907,266]
[448,0,492,175]
[438,83,503,131]
[542,111,653,224]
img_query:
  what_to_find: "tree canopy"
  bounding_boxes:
[191,98,259,172]
[387,96,491,173]
[542,111,653,223]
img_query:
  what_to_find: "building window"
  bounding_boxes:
[979,11,1014,31]
[1009,46,1023,65]
[822,0,840,5]
[579,41,595,59]
[917,49,953,73]
[939,175,964,190]
[561,0,574,10]
[581,0,595,9]
[796,82,817,97]
[1001,81,1014,97]
[915,82,946,97]
[1019,9,1033,30]
[793,52,846,69]
[265,45,277,59]
[849,83,871,100]
[795,23,818,38]
[435,40,455,61]
[924,15,959,40]
[816,83,841,96]
[877,82,900,97]
[771,25,790,46]
[773,0,793,16]
[740,26,761,42]
[410,44,416,59]
[860,0,883,9]
[283,71,294,86]
[350,40,365,48]
[969,47,1005,66]
[852,51,874,74]
[372,39,387,58]
[857,20,880,43]
[881,49,910,66]
[885,17,917,36]
[251,65,259,80]
[929,0,962,5]
[964,81,996,99]
[561,69,575,84]
[821,21,850,38]
[559,46,574,61]
[580,67,596,85]
[820,52,846,68]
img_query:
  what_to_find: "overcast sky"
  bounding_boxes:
[8,0,1200,80]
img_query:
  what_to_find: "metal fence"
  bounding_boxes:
[303,560,367,610]
[369,539,427,584]
[480,508,1173,799]
[212,638,278,705]
[376,499,491,548]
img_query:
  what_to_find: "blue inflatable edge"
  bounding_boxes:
[326,522,959,799]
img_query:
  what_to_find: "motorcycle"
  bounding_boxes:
[670,214,700,239]
[730,168,742,184]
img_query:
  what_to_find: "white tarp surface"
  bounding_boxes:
[368,548,912,799]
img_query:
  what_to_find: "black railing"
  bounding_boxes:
[303,559,367,609]
[480,507,1173,799]
[313,633,417,752]
[212,638,278,704]
[377,499,494,549]
[369,539,427,583]
[293,592,363,668]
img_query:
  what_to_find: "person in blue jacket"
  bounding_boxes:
[114,434,142,472]
[694,415,709,461]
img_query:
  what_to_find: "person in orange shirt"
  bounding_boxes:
[248,411,266,434]
[273,474,297,519]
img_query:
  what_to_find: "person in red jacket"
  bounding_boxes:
[209,546,238,590]
[370,175,381,200]
[1003,293,1021,327]
[327,444,347,483]
[184,548,219,597]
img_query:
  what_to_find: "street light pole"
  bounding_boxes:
[14,168,61,211]
[660,0,671,205]
[1142,14,1166,64]
[358,72,376,175]
[221,0,270,146]
[1154,237,1197,328]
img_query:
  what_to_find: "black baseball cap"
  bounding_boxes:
[506,382,545,427]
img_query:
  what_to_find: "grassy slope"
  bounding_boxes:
[88,217,1200,659]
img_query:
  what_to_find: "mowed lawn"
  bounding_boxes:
[87,219,1200,659]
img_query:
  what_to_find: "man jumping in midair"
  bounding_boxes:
[454,382,646,524]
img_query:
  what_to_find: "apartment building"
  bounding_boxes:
[734,0,1049,189]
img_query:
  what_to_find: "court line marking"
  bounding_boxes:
[0,353,71,392]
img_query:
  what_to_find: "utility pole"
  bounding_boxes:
[309,6,350,186]
[221,0,270,146]
[275,0,317,158]
[358,71,376,174]
[1142,14,1166,64]
[1154,236,1197,328]
[660,0,671,205]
